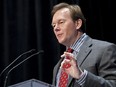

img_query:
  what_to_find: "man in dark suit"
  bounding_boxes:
[51,2,116,87]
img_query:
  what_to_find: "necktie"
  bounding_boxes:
[58,48,73,87]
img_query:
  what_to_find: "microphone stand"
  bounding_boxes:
[3,50,44,87]
[0,49,35,78]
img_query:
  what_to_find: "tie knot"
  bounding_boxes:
[66,48,73,53]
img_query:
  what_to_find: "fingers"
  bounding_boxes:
[60,52,83,79]
[60,52,75,69]
[61,52,74,60]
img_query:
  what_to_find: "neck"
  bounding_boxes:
[66,32,84,47]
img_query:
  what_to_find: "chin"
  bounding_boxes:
[59,41,66,46]
[58,41,63,44]
[57,38,66,44]
[58,40,64,44]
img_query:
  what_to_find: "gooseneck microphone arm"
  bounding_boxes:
[0,49,35,78]
[3,50,44,87]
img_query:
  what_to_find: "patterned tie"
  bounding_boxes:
[58,48,73,87]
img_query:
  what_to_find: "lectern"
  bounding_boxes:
[8,79,55,87]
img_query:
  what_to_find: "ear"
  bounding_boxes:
[75,19,82,30]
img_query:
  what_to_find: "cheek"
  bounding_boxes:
[65,25,76,35]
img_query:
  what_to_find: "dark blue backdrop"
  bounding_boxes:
[0,0,115,86]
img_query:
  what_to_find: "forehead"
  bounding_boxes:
[52,8,71,22]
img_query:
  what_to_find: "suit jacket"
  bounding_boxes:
[52,36,116,87]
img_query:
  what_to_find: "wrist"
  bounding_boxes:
[75,68,83,79]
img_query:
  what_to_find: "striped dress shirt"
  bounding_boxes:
[56,33,88,87]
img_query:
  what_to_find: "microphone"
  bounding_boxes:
[3,50,44,87]
[0,49,35,78]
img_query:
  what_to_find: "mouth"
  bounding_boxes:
[57,34,63,38]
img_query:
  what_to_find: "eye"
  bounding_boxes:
[52,24,56,28]
[59,21,64,24]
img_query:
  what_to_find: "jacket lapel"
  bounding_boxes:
[53,57,64,85]
[67,36,92,87]
[77,37,92,67]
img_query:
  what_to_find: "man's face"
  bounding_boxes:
[52,8,78,46]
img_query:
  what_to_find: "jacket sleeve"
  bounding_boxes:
[81,44,116,87]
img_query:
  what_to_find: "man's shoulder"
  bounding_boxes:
[91,38,116,48]
[92,38,114,44]
[85,35,115,47]
[85,35,115,46]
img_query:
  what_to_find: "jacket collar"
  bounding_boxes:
[67,36,92,87]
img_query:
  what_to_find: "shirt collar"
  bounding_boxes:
[67,33,88,52]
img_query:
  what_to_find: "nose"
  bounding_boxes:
[54,24,60,32]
